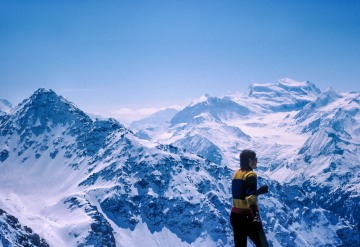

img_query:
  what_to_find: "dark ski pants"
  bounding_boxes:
[230,212,268,247]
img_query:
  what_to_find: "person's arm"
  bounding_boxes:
[257,184,268,195]
[245,173,257,204]
[245,173,263,228]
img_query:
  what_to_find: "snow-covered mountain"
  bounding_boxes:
[1,78,360,247]
[171,94,251,125]
[134,78,360,246]
[131,108,179,131]
[130,108,179,140]
[246,78,321,112]
[0,89,232,246]
[270,88,360,237]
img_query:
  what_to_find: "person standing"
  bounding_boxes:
[230,149,268,247]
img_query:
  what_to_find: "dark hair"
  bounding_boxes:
[240,149,256,169]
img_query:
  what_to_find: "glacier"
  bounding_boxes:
[1,78,360,246]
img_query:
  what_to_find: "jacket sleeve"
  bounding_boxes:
[245,173,258,206]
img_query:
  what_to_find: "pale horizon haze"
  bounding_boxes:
[1,0,359,123]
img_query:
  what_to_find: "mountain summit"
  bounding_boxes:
[13,88,91,128]
[246,78,321,112]
[171,94,250,125]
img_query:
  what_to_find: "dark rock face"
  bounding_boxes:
[0,208,49,247]
[82,147,233,245]
[64,197,116,247]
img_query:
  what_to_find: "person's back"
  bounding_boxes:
[230,150,268,247]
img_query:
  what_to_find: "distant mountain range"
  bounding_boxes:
[1,78,359,246]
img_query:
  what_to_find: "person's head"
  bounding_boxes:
[240,149,258,170]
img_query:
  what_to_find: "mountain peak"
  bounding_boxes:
[130,108,179,131]
[24,88,74,108]
[247,78,321,112]
[277,78,312,87]
[171,95,250,125]
[315,87,343,106]
[189,94,211,106]
[11,88,91,132]
[29,88,65,104]
[323,86,340,96]
[249,78,321,98]
[280,78,321,96]
[34,88,54,94]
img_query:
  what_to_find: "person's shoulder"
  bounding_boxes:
[233,169,242,179]
[244,170,257,179]
[233,169,247,179]
[233,169,257,179]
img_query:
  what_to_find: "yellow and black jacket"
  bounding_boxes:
[231,169,258,214]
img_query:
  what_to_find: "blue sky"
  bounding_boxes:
[1,0,359,122]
